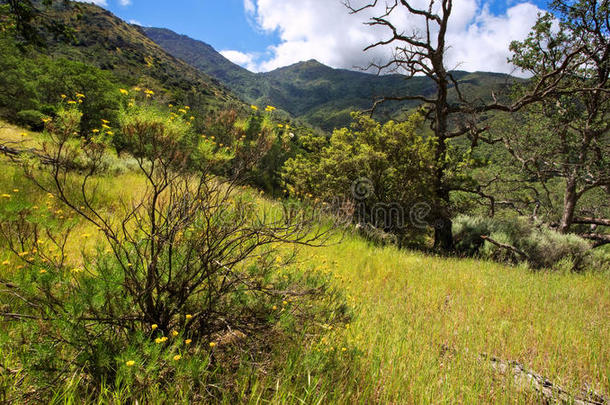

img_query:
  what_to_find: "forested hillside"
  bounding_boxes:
[144,26,518,130]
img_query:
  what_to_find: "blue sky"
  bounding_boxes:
[86,0,550,74]
[88,0,279,55]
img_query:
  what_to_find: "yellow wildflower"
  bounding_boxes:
[265,105,276,112]
[184,106,190,110]
[172,330,179,337]
[67,100,77,105]
[151,324,158,330]
[60,94,67,99]
[39,269,47,274]
[155,336,168,344]
[168,104,174,108]
[125,360,135,367]
[250,105,258,111]
[75,93,85,98]
[101,119,110,124]
[173,354,181,361]
[186,314,193,320]
[2,260,9,265]
[119,88,129,95]
[272,305,277,310]
[185,339,192,345]
[107,131,114,136]
[1,194,10,199]
[209,342,216,348]
[92,129,100,133]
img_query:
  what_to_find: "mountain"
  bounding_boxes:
[39,2,240,111]
[143,27,518,131]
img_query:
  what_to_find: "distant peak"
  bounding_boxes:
[299,59,329,68]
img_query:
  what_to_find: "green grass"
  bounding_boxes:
[1,123,608,403]
[284,239,609,402]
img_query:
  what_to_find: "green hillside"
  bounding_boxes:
[39,2,240,111]
[144,26,519,130]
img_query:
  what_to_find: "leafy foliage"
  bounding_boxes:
[283,112,436,245]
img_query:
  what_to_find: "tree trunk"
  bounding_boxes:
[432,69,454,251]
[559,176,577,234]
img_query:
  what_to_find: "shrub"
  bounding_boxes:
[453,215,602,270]
[15,109,46,130]
[282,112,436,246]
[0,102,347,401]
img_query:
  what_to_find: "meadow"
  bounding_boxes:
[1,121,608,404]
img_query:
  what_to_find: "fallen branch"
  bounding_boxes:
[573,217,610,227]
[579,233,610,248]
[0,142,69,167]
[480,353,607,405]
[481,235,529,261]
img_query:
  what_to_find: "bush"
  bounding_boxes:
[453,215,603,270]
[282,112,436,246]
[0,102,347,401]
[15,109,46,130]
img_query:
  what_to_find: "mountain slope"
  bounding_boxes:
[40,2,240,111]
[143,27,518,131]
[142,27,268,104]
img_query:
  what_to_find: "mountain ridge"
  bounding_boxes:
[143,26,519,130]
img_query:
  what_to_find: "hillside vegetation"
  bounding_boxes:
[0,0,608,403]
[0,1,244,130]
[1,121,608,403]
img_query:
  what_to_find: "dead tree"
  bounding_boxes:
[346,0,588,250]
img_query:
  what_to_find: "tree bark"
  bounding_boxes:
[559,176,578,234]
[431,53,454,250]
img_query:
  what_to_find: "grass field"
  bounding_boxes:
[1,122,609,403]
[283,240,610,403]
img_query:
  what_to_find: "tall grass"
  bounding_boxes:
[268,238,609,402]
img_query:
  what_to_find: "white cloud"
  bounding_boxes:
[129,19,142,25]
[75,0,131,6]
[243,0,542,75]
[76,0,108,5]
[220,50,260,71]
[243,0,256,14]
